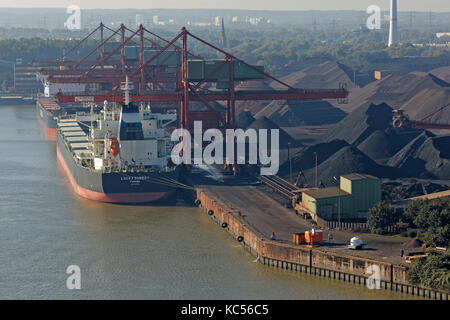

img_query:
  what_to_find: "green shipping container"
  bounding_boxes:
[143,50,180,66]
[103,42,122,54]
[187,60,264,82]
[124,46,154,60]
[124,46,139,60]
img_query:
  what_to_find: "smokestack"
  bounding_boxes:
[388,0,399,47]
[219,17,226,48]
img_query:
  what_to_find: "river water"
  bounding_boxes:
[0,105,418,299]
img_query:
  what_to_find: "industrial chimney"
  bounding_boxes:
[388,0,399,46]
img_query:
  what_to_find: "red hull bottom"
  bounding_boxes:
[36,115,56,141]
[57,147,171,203]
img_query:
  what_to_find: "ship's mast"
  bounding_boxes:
[120,75,133,105]
[90,103,94,133]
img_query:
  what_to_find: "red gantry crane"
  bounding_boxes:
[36,23,193,93]
[37,24,349,132]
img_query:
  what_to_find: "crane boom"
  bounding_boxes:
[392,102,450,131]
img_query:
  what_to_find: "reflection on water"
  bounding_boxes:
[0,105,421,299]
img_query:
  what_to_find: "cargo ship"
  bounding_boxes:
[0,95,36,105]
[36,97,103,141]
[36,97,60,140]
[56,92,180,203]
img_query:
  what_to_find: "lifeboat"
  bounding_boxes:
[110,138,120,157]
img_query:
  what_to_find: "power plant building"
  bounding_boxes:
[302,174,382,221]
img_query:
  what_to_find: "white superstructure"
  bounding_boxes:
[59,100,177,172]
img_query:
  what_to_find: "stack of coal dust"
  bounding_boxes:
[235,110,255,129]
[400,87,450,126]
[232,116,303,167]
[235,80,274,116]
[388,133,450,179]
[278,139,399,186]
[246,116,302,148]
[188,100,224,113]
[277,97,450,183]
[278,140,348,177]
[359,57,449,80]
[249,61,353,127]
[383,179,449,201]
[302,144,400,186]
[430,66,450,83]
[342,72,450,114]
[322,102,420,163]
[270,61,357,91]
[322,99,450,180]
[254,99,346,127]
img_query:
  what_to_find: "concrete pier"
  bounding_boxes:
[185,171,448,300]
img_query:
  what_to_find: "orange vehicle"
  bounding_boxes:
[305,229,323,244]
[293,233,306,245]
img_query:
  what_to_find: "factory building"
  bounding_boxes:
[14,61,43,93]
[302,174,381,221]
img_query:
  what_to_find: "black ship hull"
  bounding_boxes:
[57,131,180,203]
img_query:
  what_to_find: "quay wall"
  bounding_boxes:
[195,188,449,300]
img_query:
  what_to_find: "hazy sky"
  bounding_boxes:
[0,0,449,12]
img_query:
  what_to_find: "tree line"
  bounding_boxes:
[367,198,449,291]
[1,26,449,90]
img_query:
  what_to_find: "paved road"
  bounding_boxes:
[206,184,311,240]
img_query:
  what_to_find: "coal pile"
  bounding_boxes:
[247,116,301,148]
[400,87,450,124]
[271,61,357,90]
[430,66,450,84]
[357,129,421,163]
[321,102,421,163]
[276,102,419,183]
[189,100,224,113]
[388,133,450,179]
[235,110,255,129]
[383,179,449,201]
[236,80,273,91]
[254,99,346,127]
[387,131,435,177]
[235,80,274,115]
[322,102,393,145]
[302,145,400,186]
[359,56,450,81]
[357,130,397,160]
[270,83,450,182]
[278,139,348,176]
[343,72,450,114]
